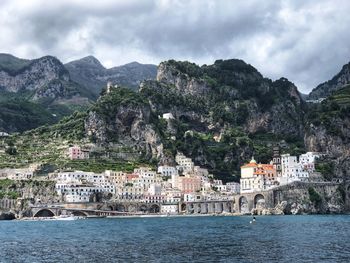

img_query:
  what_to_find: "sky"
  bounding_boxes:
[0,0,349,93]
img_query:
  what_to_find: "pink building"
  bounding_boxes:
[178,176,201,194]
[68,146,89,160]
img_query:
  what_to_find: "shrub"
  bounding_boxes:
[308,187,322,206]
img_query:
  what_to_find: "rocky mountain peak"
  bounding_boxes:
[67,55,106,71]
[308,61,350,100]
[0,55,71,93]
[65,57,157,93]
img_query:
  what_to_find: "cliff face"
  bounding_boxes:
[305,86,350,178]
[84,88,163,159]
[139,60,306,177]
[265,182,346,215]
[146,60,305,138]
[0,179,59,217]
[5,57,349,183]
[308,62,350,100]
[0,55,79,100]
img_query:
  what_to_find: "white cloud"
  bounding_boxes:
[0,0,349,93]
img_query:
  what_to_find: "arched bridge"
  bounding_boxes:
[31,202,162,217]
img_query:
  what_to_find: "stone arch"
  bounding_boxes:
[34,209,55,217]
[116,204,126,212]
[149,204,160,213]
[254,194,266,209]
[139,204,148,213]
[181,203,186,212]
[71,211,88,217]
[239,196,249,214]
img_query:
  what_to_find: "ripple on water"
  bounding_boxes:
[0,215,350,262]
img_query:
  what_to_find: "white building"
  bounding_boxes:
[299,152,319,172]
[162,113,175,120]
[55,171,115,202]
[134,167,156,178]
[0,132,9,137]
[184,193,202,202]
[56,183,105,203]
[0,168,34,180]
[280,154,310,185]
[157,165,178,177]
[175,153,194,174]
[226,182,240,194]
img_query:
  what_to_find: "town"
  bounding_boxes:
[0,143,322,216]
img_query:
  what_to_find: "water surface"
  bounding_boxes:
[1,215,350,262]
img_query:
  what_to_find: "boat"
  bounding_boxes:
[54,215,80,221]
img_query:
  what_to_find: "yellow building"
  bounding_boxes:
[240,158,277,193]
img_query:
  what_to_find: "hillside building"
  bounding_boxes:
[67,146,89,160]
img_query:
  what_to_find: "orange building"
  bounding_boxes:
[240,158,277,193]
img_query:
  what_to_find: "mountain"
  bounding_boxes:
[305,62,350,181]
[308,62,350,100]
[0,54,95,133]
[3,57,349,183]
[65,56,157,94]
[0,54,95,101]
[305,83,350,179]
[10,59,306,182]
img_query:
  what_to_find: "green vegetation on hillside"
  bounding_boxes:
[307,85,350,137]
[308,187,322,207]
[0,54,31,75]
[0,179,19,199]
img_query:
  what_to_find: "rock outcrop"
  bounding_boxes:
[308,62,350,100]
[84,87,163,159]
[0,179,59,218]
[0,211,16,220]
[0,54,82,100]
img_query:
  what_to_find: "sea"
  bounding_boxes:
[0,215,350,262]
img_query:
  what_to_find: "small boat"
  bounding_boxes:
[54,215,85,221]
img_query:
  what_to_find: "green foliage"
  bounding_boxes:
[6,191,20,199]
[5,146,17,155]
[0,179,20,199]
[308,187,322,206]
[307,85,350,137]
[0,179,15,188]
[0,97,57,132]
[166,60,203,78]
[315,161,334,181]
[0,54,31,75]
[62,159,142,173]
[92,87,147,120]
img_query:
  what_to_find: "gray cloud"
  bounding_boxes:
[0,0,349,93]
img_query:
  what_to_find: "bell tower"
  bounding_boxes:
[272,146,282,177]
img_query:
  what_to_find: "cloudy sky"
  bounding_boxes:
[0,0,349,93]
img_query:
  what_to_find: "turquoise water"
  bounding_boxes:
[1,215,350,262]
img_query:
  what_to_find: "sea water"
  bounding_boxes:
[1,215,350,262]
